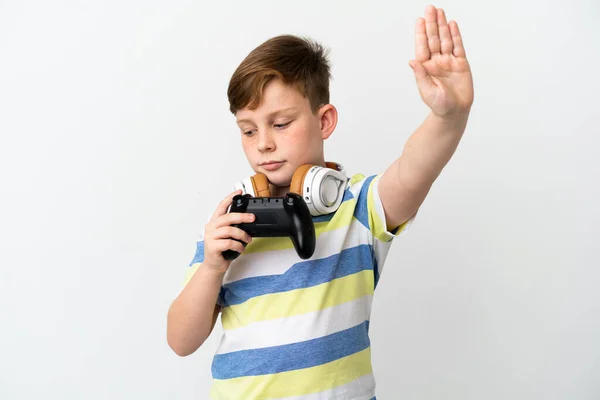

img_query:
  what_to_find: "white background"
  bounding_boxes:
[1,0,599,399]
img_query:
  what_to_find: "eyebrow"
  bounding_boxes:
[236,107,298,125]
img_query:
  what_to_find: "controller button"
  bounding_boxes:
[234,196,245,207]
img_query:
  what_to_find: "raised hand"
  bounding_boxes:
[409,5,474,118]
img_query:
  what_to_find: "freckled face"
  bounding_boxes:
[235,79,328,192]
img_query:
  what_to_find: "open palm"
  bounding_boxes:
[409,5,474,117]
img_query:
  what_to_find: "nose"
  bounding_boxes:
[257,129,276,153]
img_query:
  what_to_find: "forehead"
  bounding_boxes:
[236,79,309,123]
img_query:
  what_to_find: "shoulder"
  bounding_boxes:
[343,173,380,198]
[344,172,413,241]
[314,172,383,235]
[344,172,384,204]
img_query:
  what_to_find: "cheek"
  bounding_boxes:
[241,140,255,157]
[288,122,319,147]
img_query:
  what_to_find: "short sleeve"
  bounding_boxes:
[181,216,227,306]
[183,235,205,287]
[351,173,417,287]
[367,173,416,243]
[182,213,210,288]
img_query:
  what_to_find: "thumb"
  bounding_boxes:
[409,60,436,92]
[211,189,242,221]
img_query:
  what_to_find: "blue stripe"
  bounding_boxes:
[354,175,376,231]
[211,320,371,379]
[189,240,205,265]
[342,186,355,202]
[217,287,226,306]
[221,244,375,307]
[312,213,334,223]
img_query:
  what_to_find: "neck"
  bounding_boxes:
[269,184,290,197]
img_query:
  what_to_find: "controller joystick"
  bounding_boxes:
[222,193,316,261]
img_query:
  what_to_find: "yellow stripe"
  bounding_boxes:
[367,173,410,242]
[210,347,372,399]
[350,173,365,186]
[221,269,374,330]
[183,262,200,286]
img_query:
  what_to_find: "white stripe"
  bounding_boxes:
[216,294,373,354]
[348,175,368,196]
[272,373,376,400]
[222,217,372,285]
[373,239,393,279]
[370,172,416,242]
[368,173,415,278]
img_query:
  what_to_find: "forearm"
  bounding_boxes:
[369,5,474,229]
[396,110,470,190]
[167,264,224,356]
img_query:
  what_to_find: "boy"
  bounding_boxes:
[167,4,474,399]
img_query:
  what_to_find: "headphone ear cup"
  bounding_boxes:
[251,173,271,197]
[290,164,313,196]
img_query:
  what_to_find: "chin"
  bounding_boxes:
[265,172,292,187]
[262,167,293,187]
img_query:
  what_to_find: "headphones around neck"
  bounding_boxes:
[233,161,348,216]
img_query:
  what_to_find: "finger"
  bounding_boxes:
[425,5,441,55]
[414,17,429,62]
[214,212,255,229]
[437,8,453,55]
[211,190,242,221]
[449,20,466,58]
[216,239,246,255]
[213,226,252,244]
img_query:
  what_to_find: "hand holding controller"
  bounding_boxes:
[222,193,316,261]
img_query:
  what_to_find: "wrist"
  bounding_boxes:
[199,261,228,279]
[429,109,470,131]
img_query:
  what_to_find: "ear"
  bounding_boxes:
[317,104,338,140]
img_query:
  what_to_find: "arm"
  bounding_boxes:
[167,265,224,357]
[166,190,255,356]
[379,5,474,230]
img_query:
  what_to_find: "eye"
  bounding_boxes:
[243,129,256,136]
[274,121,291,129]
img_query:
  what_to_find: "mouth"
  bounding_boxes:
[260,160,285,171]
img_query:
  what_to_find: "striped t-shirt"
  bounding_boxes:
[183,173,413,399]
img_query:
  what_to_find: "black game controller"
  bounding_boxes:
[222,192,316,261]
